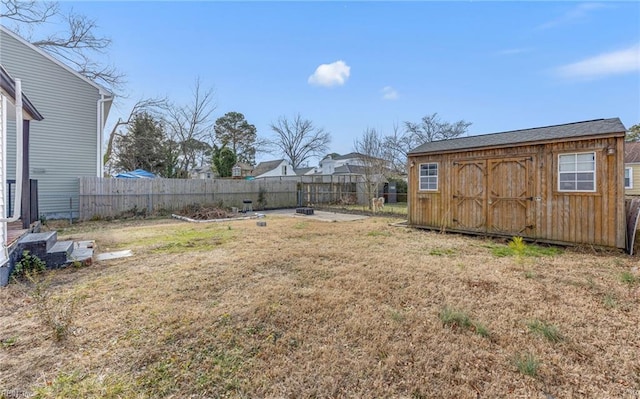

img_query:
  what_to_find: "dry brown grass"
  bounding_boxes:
[1,215,639,398]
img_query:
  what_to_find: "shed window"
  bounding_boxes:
[625,167,633,189]
[558,152,596,192]
[419,163,438,191]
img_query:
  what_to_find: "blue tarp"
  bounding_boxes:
[115,169,156,179]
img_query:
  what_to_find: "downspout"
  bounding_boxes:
[1,78,24,223]
[96,95,108,177]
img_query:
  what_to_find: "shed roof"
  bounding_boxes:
[409,118,626,155]
[625,142,640,163]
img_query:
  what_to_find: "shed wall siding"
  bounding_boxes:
[1,29,101,217]
[408,136,625,248]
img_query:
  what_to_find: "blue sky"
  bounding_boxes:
[51,2,640,164]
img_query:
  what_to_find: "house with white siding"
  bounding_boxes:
[252,159,296,178]
[0,26,114,219]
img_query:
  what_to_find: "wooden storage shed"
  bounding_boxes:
[407,118,627,249]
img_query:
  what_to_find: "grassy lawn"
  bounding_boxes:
[1,215,639,398]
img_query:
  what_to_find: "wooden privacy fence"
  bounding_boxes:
[79,177,298,220]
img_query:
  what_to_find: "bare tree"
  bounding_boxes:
[354,128,391,208]
[268,114,331,168]
[1,0,124,91]
[103,97,169,172]
[164,78,217,177]
[385,113,471,174]
[0,0,57,24]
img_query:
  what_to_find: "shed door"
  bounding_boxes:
[453,160,487,231]
[487,157,535,235]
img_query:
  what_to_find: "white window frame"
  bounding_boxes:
[557,152,596,192]
[625,167,633,189]
[419,162,439,191]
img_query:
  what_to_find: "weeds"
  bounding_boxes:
[429,248,456,256]
[11,250,46,281]
[528,319,563,343]
[514,352,540,377]
[490,239,562,258]
[620,271,638,286]
[24,271,82,342]
[367,230,391,237]
[603,293,617,309]
[1,336,17,348]
[439,306,490,338]
[509,236,527,257]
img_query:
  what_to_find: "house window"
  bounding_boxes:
[232,166,241,177]
[282,165,287,175]
[558,152,596,192]
[419,163,438,191]
[625,167,633,189]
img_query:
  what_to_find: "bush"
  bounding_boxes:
[11,250,46,281]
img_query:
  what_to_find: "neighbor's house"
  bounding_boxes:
[190,163,214,179]
[317,152,381,175]
[231,162,253,178]
[624,142,640,196]
[1,66,44,269]
[252,159,295,178]
[407,118,626,249]
[0,26,113,219]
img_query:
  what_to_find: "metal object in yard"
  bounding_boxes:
[243,199,253,212]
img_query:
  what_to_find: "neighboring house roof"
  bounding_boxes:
[333,152,365,160]
[409,118,626,155]
[0,25,113,97]
[252,159,286,176]
[625,142,640,163]
[334,165,368,175]
[191,164,212,173]
[233,162,253,170]
[115,169,156,178]
[326,152,385,163]
[294,167,314,175]
[0,64,44,121]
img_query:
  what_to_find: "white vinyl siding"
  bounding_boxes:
[625,167,633,189]
[419,163,438,191]
[1,28,103,217]
[558,152,596,192]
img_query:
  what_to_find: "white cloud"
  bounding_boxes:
[308,60,351,87]
[555,44,640,80]
[537,2,608,30]
[381,86,398,100]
